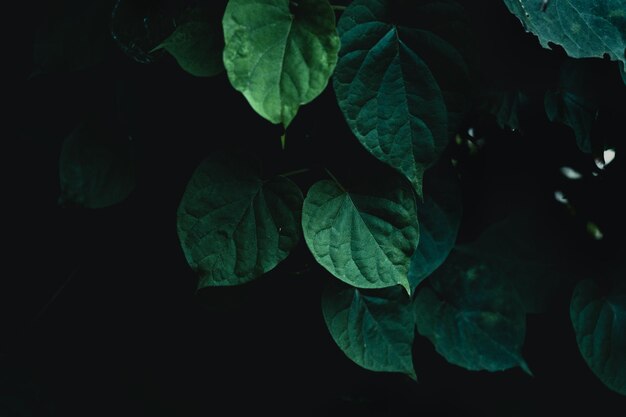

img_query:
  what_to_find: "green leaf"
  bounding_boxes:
[154,5,225,77]
[545,59,599,153]
[408,161,462,292]
[415,249,530,373]
[482,89,529,131]
[33,0,110,75]
[59,121,135,209]
[333,0,450,195]
[111,0,187,64]
[222,0,340,127]
[322,284,416,379]
[177,152,303,288]
[302,174,419,295]
[571,279,626,396]
[502,0,626,71]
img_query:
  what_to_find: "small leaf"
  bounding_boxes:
[322,284,416,379]
[502,0,626,69]
[545,59,600,153]
[415,249,530,373]
[333,0,449,195]
[177,152,303,288]
[302,174,419,294]
[111,0,187,64]
[571,279,626,396]
[482,89,529,131]
[59,121,135,209]
[222,0,340,127]
[408,161,462,292]
[155,5,225,77]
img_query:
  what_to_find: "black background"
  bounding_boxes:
[6,0,626,415]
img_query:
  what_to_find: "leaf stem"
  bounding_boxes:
[331,5,347,11]
[279,168,311,177]
[324,168,347,192]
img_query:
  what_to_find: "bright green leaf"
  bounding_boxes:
[302,175,419,294]
[333,0,449,195]
[545,59,599,153]
[408,161,462,292]
[177,152,303,288]
[59,121,135,209]
[415,249,530,373]
[571,279,626,396]
[502,0,626,71]
[155,5,225,77]
[322,284,416,379]
[222,0,340,127]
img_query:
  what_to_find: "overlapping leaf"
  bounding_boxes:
[408,161,462,292]
[222,0,340,127]
[415,249,530,373]
[571,279,626,396]
[502,0,626,73]
[302,174,419,294]
[322,284,416,379]
[59,121,135,209]
[177,152,303,288]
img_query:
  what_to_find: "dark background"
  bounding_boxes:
[5,0,626,415]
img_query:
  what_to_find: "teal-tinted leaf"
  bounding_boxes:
[177,152,303,288]
[408,161,462,292]
[59,121,135,209]
[620,62,626,84]
[302,174,419,294]
[502,0,626,71]
[333,0,449,195]
[155,5,225,77]
[545,59,599,153]
[415,249,530,373]
[33,0,110,75]
[571,279,626,396]
[222,0,340,127]
[322,284,416,379]
[482,89,529,131]
[111,0,186,63]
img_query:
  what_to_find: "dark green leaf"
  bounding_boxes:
[177,152,303,288]
[571,279,626,396]
[502,0,626,72]
[59,121,135,209]
[415,249,530,373]
[222,0,340,127]
[33,0,111,75]
[322,284,416,379]
[154,5,225,77]
[302,174,419,294]
[111,0,187,63]
[545,59,599,153]
[333,0,450,195]
[482,89,529,131]
[408,161,462,292]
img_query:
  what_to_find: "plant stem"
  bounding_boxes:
[324,168,346,192]
[331,5,347,11]
[279,168,311,177]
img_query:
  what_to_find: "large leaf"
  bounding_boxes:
[333,0,456,195]
[545,59,599,153]
[408,161,462,292]
[59,121,135,209]
[302,175,419,294]
[502,0,626,73]
[414,249,530,373]
[322,284,416,379]
[33,0,110,75]
[222,0,340,127]
[177,152,303,288]
[154,5,225,77]
[571,279,626,396]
